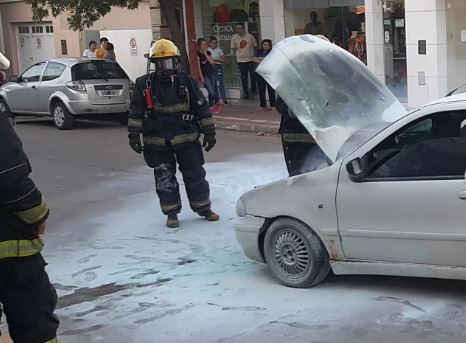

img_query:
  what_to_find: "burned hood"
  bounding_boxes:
[257,35,407,162]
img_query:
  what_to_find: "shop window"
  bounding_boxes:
[383,0,407,101]
[32,26,36,33]
[201,0,261,88]
[284,1,366,64]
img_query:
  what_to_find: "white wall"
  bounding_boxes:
[405,0,448,108]
[100,29,153,82]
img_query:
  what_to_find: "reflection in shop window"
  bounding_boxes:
[201,0,261,88]
[284,1,366,63]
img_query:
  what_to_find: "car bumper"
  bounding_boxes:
[234,216,266,263]
[67,100,130,115]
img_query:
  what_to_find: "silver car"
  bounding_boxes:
[0,58,131,129]
[235,35,466,288]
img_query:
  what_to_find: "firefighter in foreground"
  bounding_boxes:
[128,39,220,228]
[276,96,329,176]
[0,112,59,342]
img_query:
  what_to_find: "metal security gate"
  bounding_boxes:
[16,23,56,72]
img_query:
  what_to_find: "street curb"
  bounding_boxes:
[214,115,279,135]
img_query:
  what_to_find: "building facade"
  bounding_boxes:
[0,0,163,81]
[186,0,466,109]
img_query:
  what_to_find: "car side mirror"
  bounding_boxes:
[9,75,18,82]
[346,157,365,182]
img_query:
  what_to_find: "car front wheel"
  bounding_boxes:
[52,101,74,130]
[264,218,330,288]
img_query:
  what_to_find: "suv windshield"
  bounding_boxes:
[72,61,128,80]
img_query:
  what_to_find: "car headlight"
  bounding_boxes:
[236,198,247,217]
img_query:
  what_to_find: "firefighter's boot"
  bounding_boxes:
[166,214,180,228]
[200,209,220,222]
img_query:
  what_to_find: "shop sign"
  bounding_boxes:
[384,31,390,44]
[130,37,137,56]
[395,19,405,28]
[213,23,235,41]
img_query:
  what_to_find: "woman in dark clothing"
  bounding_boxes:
[196,38,221,114]
[253,39,276,110]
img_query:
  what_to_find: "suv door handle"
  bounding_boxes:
[459,191,466,200]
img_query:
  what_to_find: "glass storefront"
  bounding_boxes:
[383,0,407,100]
[201,0,261,88]
[284,0,366,63]
[446,0,466,93]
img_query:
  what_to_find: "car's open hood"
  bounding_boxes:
[257,35,407,162]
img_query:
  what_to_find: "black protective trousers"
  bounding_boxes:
[282,141,329,177]
[0,254,59,343]
[143,142,211,215]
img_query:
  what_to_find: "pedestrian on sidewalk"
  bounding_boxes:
[96,37,109,59]
[231,23,257,99]
[128,39,220,228]
[253,39,275,111]
[208,36,228,106]
[0,112,59,343]
[104,42,117,61]
[82,40,97,58]
[197,38,221,114]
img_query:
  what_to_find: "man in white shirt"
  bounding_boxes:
[82,40,97,58]
[231,23,257,99]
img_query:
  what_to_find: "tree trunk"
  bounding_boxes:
[158,0,190,71]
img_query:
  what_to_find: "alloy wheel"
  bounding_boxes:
[273,229,311,279]
[54,105,65,127]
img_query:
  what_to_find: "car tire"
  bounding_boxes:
[264,218,330,288]
[118,112,129,126]
[51,101,74,130]
[0,98,14,126]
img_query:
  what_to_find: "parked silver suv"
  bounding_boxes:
[0,58,131,129]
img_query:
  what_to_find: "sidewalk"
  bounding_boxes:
[214,99,280,135]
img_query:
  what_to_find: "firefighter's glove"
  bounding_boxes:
[129,133,143,154]
[202,134,216,152]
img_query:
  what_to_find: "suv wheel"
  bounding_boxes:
[52,102,74,130]
[264,218,330,288]
[0,98,14,126]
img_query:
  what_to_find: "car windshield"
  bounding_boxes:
[257,35,408,163]
[72,60,128,80]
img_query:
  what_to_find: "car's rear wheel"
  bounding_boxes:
[51,101,74,130]
[264,218,330,288]
[0,98,14,126]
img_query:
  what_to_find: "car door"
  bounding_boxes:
[337,108,466,267]
[8,62,45,113]
[38,62,67,113]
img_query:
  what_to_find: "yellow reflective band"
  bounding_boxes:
[282,133,316,144]
[128,118,143,128]
[161,202,181,212]
[170,132,199,146]
[190,199,211,210]
[44,338,58,343]
[14,196,48,224]
[0,239,44,260]
[199,118,215,128]
[154,100,190,114]
[143,136,167,146]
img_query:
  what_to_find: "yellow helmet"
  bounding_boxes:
[150,39,180,59]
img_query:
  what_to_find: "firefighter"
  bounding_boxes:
[0,113,59,343]
[276,96,329,176]
[128,39,220,228]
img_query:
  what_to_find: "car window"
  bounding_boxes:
[42,62,66,82]
[366,111,466,180]
[20,63,46,82]
[71,61,128,80]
